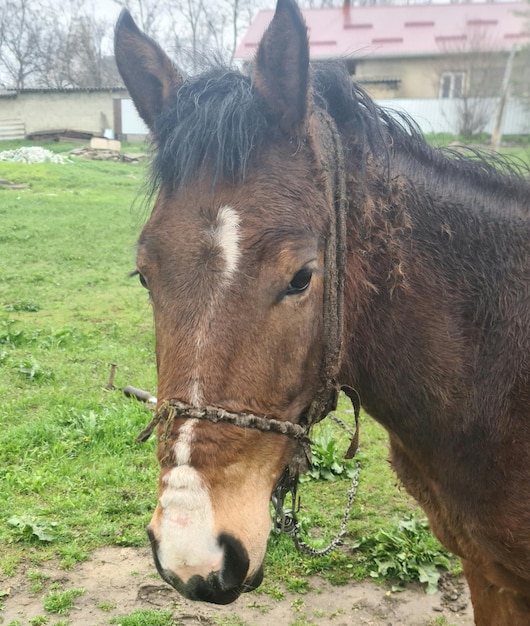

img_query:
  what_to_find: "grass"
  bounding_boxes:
[109,609,180,625]
[27,569,50,593]
[425,131,530,165]
[43,587,84,615]
[0,138,149,154]
[0,138,528,624]
[0,141,158,575]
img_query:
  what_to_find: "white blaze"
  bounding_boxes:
[156,207,243,581]
[189,205,241,407]
[214,205,241,281]
[173,419,195,466]
[156,415,223,581]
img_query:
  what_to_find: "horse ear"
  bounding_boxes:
[252,0,309,135]
[114,9,183,133]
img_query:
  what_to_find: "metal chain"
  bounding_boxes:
[329,412,357,438]
[272,414,361,558]
[292,461,360,557]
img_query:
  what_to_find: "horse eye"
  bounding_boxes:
[130,270,149,290]
[138,273,149,290]
[286,268,312,296]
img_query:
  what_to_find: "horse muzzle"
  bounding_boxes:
[147,528,263,604]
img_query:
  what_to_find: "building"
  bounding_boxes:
[235,2,529,100]
[0,87,128,141]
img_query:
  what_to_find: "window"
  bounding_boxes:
[439,72,466,99]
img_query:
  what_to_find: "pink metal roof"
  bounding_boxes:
[235,2,529,61]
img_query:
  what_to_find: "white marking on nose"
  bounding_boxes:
[158,466,223,582]
[214,205,241,281]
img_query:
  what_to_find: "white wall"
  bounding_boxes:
[120,98,148,135]
[0,90,127,137]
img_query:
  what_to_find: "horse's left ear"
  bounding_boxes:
[252,0,309,135]
[114,9,183,133]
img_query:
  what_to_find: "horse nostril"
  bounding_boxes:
[217,533,250,590]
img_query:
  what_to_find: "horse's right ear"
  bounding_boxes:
[114,10,183,133]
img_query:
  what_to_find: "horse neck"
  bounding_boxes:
[392,139,530,218]
[341,151,530,447]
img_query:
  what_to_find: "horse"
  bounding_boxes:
[114,1,530,623]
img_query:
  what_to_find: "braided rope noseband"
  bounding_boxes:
[137,400,308,444]
[137,399,313,468]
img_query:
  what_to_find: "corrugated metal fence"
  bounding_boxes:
[115,96,529,141]
[377,97,530,136]
[0,118,25,140]
[1,96,528,142]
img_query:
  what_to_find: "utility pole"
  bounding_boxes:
[490,44,517,152]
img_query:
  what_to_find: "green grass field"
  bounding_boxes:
[0,136,527,621]
[0,143,159,569]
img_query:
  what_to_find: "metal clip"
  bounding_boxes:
[271,469,300,535]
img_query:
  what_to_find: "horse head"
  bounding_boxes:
[115,0,343,604]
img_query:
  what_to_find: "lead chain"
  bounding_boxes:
[290,460,360,557]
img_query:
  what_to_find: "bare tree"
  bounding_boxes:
[299,0,340,6]
[0,0,358,90]
[37,1,116,88]
[202,0,262,64]
[113,0,168,38]
[0,0,48,89]
[168,0,209,72]
[437,26,506,137]
[0,0,123,89]
[69,14,118,87]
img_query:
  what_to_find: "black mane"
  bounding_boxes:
[153,67,269,190]
[151,60,530,215]
[312,62,530,216]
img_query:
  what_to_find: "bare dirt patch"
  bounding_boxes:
[1,547,474,626]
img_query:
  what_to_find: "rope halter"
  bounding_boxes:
[135,104,361,555]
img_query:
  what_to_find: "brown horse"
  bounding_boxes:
[114,1,530,623]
